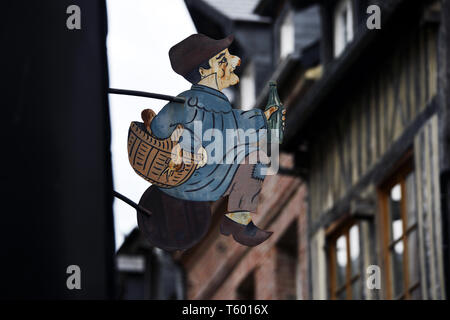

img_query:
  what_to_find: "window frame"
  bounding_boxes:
[333,0,354,57]
[239,61,256,111]
[278,9,295,61]
[378,152,420,300]
[327,218,362,300]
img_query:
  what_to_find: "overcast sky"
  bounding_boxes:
[106,0,196,249]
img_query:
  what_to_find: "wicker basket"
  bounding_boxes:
[128,121,201,188]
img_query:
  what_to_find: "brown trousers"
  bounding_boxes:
[222,153,264,214]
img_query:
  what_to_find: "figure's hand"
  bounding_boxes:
[196,146,208,168]
[265,105,286,135]
[171,144,183,165]
[264,105,278,120]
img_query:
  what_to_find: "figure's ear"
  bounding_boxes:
[199,67,208,77]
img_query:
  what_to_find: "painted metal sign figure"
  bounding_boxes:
[128,34,285,250]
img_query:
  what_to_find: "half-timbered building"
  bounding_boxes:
[282,0,448,300]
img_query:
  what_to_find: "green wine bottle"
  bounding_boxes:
[265,81,285,143]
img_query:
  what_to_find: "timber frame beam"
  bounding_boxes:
[309,97,438,236]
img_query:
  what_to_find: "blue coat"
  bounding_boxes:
[150,84,267,201]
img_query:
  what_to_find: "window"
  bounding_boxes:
[236,271,255,300]
[333,0,354,57]
[239,62,255,111]
[279,10,295,60]
[379,158,421,299]
[328,221,362,299]
[276,221,298,300]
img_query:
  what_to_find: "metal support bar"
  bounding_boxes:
[108,88,186,104]
[113,190,152,216]
[277,166,307,178]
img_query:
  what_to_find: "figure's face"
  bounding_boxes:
[199,48,241,91]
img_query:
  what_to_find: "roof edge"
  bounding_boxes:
[283,0,419,149]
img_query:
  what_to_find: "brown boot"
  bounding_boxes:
[220,216,273,247]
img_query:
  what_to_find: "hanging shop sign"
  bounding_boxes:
[116,34,286,250]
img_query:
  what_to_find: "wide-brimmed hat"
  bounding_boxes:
[169,33,234,78]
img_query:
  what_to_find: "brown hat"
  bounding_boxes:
[169,34,234,79]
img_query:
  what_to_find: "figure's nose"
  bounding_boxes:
[232,56,241,68]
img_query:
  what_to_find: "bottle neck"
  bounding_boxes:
[267,85,281,106]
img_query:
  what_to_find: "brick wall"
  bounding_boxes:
[178,154,309,300]
[298,190,309,299]
[276,248,297,300]
[255,247,277,300]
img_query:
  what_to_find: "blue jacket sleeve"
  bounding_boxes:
[233,108,268,146]
[150,102,185,139]
[233,108,267,130]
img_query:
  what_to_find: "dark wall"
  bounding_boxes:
[0,0,115,299]
[438,0,450,299]
[293,5,321,55]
